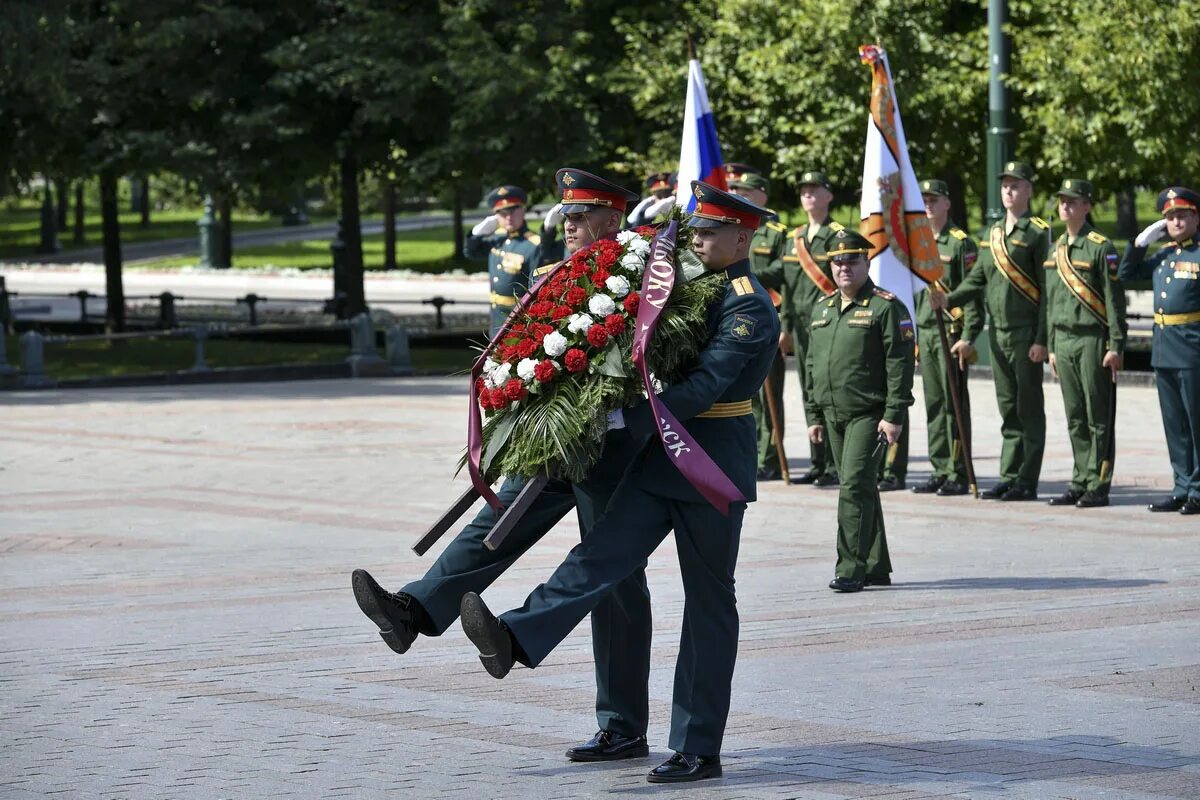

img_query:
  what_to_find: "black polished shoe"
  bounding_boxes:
[878,477,905,492]
[912,476,945,494]
[351,569,420,655]
[1000,485,1037,502]
[828,576,864,593]
[936,480,969,496]
[1149,496,1186,512]
[647,753,722,784]
[791,468,821,485]
[460,592,513,679]
[1076,491,1109,508]
[566,730,649,762]
[814,472,840,487]
[864,574,892,587]
[1182,498,1200,516]
[756,466,781,482]
[1048,488,1084,506]
[980,482,1012,500]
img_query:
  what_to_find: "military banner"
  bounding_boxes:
[857,44,943,321]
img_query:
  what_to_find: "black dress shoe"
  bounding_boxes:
[791,469,821,484]
[1182,498,1200,516]
[864,574,891,587]
[756,466,781,482]
[828,576,864,593]
[878,477,905,492]
[980,482,1012,500]
[647,753,722,783]
[912,476,945,494]
[814,472,840,487]
[1076,491,1109,508]
[1048,488,1084,506]
[1149,496,1186,512]
[460,592,513,679]
[566,730,649,762]
[351,569,420,655]
[1000,485,1037,502]
[936,480,969,496]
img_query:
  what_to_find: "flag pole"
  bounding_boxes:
[934,313,978,498]
[762,372,790,483]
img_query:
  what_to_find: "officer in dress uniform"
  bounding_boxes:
[1119,186,1200,515]
[1044,178,1126,508]
[908,179,984,497]
[351,168,658,763]
[778,170,844,486]
[626,171,677,227]
[727,167,790,480]
[458,181,780,784]
[465,185,545,335]
[805,230,915,593]
[931,160,1050,501]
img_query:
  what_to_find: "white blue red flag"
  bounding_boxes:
[674,58,726,211]
[857,45,943,322]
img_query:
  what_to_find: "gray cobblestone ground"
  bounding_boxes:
[2,374,1196,799]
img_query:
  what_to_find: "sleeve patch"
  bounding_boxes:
[964,252,978,266]
[732,314,757,339]
[899,318,915,340]
[1105,252,1119,264]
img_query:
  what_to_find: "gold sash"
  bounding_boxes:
[1053,241,1107,324]
[989,226,1040,306]
[792,234,837,295]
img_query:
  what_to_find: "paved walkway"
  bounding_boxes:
[2,375,1196,799]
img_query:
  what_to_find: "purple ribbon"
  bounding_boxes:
[631,221,746,515]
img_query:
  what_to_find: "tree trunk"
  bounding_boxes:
[100,170,125,332]
[216,191,233,268]
[452,185,464,259]
[55,178,68,231]
[140,175,151,228]
[382,180,396,270]
[339,153,366,316]
[944,171,968,232]
[73,181,85,245]
[1115,185,1138,239]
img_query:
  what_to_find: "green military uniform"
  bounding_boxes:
[1118,186,1200,514]
[464,185,544,336]
[1044,179,1126,505]
[945,161,1049,497]
[805,231,915,586]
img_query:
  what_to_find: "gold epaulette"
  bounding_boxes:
[1086,230,1108,244]
[829,221,846,232]
[532,263,556,277]
[979,240,992,249]
[524,232,542,245]
[766,220,787,233]
[731,276,755,296]
[872,287,896,300]
[950,227,967,240]
[1029,216,1050,230]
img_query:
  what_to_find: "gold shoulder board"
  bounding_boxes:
[1086,230,1108,244]
[949,227,967,240]
[872,287,896,300]
[766,220,787,233]
[524,232,541,245]
[732,276,754,296]
[1029,216,1050,230]
[829,221,846,232]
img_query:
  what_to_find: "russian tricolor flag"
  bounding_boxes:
[674,58,726,212]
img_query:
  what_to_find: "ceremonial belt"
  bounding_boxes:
[489,292,518,307]
[1154,309,1200,326]
[1053,242,1107,324]
[695,400,753,419]
[793,234,837,295]
[989,226,1040,306]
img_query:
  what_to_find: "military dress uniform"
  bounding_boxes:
[945,161,1049,499]
[463,183,779,781]
[1118,186,1200,514]
[805,230,915,589]
[464,185,545,335]
[1044,179,1127,507]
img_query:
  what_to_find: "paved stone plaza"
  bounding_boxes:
[2,372,1197,799]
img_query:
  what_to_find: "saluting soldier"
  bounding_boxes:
[465,185,545,335]
[1119,186,1200,515]
[778,170,844,486]
[1044,178,1126,508]
[728,167,790,480]
[626,171,677,227]
[909,179,984,497]
[806,229,915,592]
[930,160,1050,501]
[458,182,780,783]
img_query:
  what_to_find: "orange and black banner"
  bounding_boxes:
[793,235,837,295]
[989,226,1040,306]
[1053,242,1108,325]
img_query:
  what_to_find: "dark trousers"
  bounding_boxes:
[501,466,744,757]
[403,474,652,738]
[1156,367,1200,500]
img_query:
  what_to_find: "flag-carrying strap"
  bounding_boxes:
[1053,241,1108,325]
[792,234,837,295]
[989,226,1040,306]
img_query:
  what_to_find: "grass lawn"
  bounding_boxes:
[4,333,475,381]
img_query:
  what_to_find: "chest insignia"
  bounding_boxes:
[853,309,873,318]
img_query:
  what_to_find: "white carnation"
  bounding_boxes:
[486,361,512,388]
[516,358,538,382]
[605,275,631,298]
[588,294,616,317]
[620,252,645,274]
[567,313,594,334]
[616,230,639,246]
[627,236,651,256]
[542,331,568,357]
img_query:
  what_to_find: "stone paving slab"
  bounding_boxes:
[1,374,1197,799]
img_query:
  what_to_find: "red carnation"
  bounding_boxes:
[475,377,486,396]
[515,338,537,359]
[594,248,617,270]
[564,348,588,373]
[592,267,611,286]
[503,378,528,402]
[635,225,656,236]
[586,325,609,348]
[604,313,626,336]
[623,292,640,315]
[570,262,590,279]
[566,286,587,307]
[551,305,572,321]
[534,359,557,384]
[509,323,526,335]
